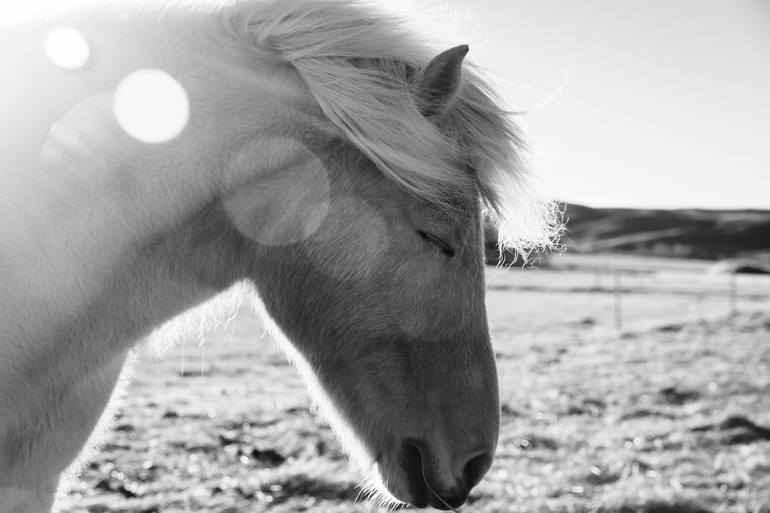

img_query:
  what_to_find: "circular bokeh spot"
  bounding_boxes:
[44,27,91,70]
[113,69,189,143]
[307,194,390,283]
[224,138,331,246]
[39,92,115,184]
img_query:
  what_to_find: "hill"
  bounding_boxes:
[486,204,770,264]
[562,204,770,259]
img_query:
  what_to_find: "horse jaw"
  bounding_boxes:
[249,298,405,508]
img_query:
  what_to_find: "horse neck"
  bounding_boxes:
[1,5,317,351]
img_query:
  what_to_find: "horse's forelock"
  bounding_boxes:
[221,0,562,259]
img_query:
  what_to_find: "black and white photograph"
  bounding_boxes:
[1,1,768,512]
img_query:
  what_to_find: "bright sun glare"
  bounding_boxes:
[44,27,91,70]
[113,68,190,144]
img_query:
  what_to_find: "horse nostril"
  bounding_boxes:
[462,451,493,489]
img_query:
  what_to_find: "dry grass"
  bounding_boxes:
[57,255,770,513]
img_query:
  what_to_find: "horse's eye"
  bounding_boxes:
[417,230,455,258]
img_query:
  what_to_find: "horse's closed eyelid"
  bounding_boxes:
[417,230,455,258]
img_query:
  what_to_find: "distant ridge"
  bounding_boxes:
[562,203,770,260]
[485,203,770,264]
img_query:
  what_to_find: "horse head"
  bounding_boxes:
[223,45,498,509]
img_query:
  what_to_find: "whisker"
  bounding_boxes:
[419,461,461,512]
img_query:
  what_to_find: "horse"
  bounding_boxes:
[0,1,559,511]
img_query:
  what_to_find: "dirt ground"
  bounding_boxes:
[56,254,770,513]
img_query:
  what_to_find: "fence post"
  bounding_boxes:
[729,274,737,318]
[179,339,186,376]
[614,270,622,331]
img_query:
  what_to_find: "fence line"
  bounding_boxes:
[604,268,754,331]
[486,266,770,333]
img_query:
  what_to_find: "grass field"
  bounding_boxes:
[57,254,770,513]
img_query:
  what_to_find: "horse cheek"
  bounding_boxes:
[387,255,457,341]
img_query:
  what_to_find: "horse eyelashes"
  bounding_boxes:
[417,230,455,258]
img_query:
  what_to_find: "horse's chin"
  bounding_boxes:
[358,448,434,510]
[356,460,413,509]
[371,442,478,510]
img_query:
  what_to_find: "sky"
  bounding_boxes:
[440,0,770,209]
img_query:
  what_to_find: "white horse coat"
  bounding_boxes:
[0,1,559,511]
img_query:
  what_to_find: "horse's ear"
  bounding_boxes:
[412,44,469,117]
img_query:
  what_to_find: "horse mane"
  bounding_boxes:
[221,0,562,258]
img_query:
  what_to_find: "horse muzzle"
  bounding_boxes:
[398,439,493,509]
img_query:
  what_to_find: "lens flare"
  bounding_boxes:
[113,69,190,144]
[223,137,331,247]
[44,27,91,70]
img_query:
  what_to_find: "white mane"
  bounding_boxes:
[221,0,562,257]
